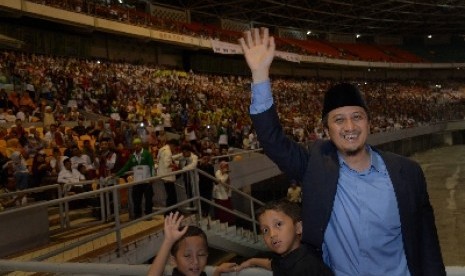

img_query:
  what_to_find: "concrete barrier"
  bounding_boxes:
[0,204,49,258]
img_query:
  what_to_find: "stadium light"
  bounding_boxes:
[356,34,361,38]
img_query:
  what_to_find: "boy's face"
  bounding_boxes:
[259,209,302,256]
[173,236,208,276]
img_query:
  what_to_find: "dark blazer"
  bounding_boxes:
[251,105,445,276]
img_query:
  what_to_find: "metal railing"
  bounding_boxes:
[0,260,274,276]
[0,166,265,261]
[2,167,465,275]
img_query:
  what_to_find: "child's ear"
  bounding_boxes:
[295,221,303,235]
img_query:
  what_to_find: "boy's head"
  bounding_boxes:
[257,199,302,256]
[170,226,209,276]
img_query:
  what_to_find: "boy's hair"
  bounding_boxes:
[170,226,208,256]
[256,199,301,223]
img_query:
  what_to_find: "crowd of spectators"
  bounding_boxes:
[1,49,465,210]
[28,0,415,61]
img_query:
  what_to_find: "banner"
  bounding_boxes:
[210,39,242,55]
[210,39,301,63]
[275,51,301,63]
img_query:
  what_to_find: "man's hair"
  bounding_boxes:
[167,138,179,146]
[256,199,301,223]
[77,163,86,171]
[170,225,208,256]
[100,137,111,143]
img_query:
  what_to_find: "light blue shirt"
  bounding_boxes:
[250,80,410,275]
[322,148,410,276]
[250,80,273,114]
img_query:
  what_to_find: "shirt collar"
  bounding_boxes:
[337,145,383,174]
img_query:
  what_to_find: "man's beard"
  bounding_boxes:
[344,145,365,157]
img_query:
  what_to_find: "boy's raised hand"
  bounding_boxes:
[239,27,275,84]
[163,211,188,244]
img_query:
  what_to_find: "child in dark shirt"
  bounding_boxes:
[239,199,333,276]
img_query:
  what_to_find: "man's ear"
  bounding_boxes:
[324,128,329,138]
[295,221,303,235]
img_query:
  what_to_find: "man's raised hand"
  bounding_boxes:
[239,27,275,84]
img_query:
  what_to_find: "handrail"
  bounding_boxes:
[0,259,149,275]
[0,260,463,276]
[210,148,263,162]
[0,260,275,276]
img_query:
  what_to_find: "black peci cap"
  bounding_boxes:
[322,83,368,119]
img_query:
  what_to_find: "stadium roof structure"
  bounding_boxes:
[150,0,465,38]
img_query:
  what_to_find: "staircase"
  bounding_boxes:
[194,216,267,257]
[93,214,267,265]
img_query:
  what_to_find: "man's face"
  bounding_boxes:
[133,143,142,152]
[325,106,370,158]
[100,141,108,151]
[64,160,71,170]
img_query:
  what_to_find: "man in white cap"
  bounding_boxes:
[115,138,154,219]
[43,105,56,127]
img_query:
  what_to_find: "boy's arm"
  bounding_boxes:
[146,235,175,276]
[183,154,198,171]
[212,263,238,276]
[147,212,187,276]
[239,257,272,271]
[171,153,182,160]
